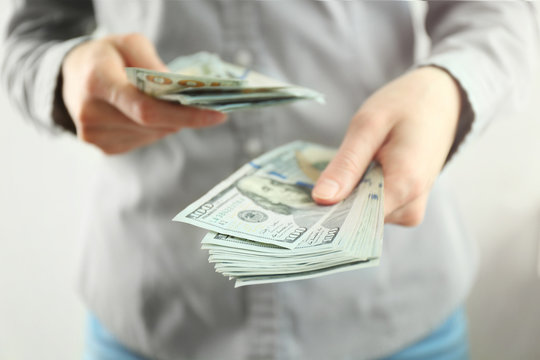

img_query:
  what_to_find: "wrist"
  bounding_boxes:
[420,65,473,164]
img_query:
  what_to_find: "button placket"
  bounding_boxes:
[246,284,279,360]
[244,137,263,158]
[220,4,282,356]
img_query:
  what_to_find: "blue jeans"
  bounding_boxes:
[84,307,470,360]
[381,308,470,360]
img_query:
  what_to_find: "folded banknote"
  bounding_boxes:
[126,52,324,112]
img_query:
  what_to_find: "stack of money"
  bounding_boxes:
[174,141,384,287]
[126,52,324,112]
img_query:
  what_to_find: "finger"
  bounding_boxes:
[78,99,178,132]
[110,33,168,72]
[312,113,391,205]
[77,99,175,147]
[108,34,228,128]
[87,127,168,155]
[384,192,429,226]
[79,102,172,155]
[376,123,432,216]
[86,49,227,129]
[109,85,228,128]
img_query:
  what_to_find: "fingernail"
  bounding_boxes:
[313,179,340,200]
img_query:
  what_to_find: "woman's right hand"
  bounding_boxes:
[61,33,227,154]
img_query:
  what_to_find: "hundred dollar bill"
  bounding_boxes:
[125,67,244,96]
[174,141,342,249]
[200,164,384,286]
[127,52,324,111]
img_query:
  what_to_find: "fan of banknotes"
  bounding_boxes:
[126,52,324,112]
[174,141,384,287]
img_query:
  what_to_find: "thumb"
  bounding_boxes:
[312,115,388,205]
[110,33,168,72]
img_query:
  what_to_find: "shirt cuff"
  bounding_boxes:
[417,53,484,163]
[34,36,92,134]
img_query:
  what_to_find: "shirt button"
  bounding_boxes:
[235,49,253,67]
[244,138,263,157]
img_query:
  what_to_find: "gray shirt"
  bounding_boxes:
[2,2,538,359]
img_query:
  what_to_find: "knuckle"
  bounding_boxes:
[83,65,101,96]
[77,126,96,145]
[333,148,363,179]
[401,207,426,227]
[120,33,141,45]
[101,141,131,155]
[385,179,408,206]
[354,109,390,130]
[387,169,426,206]
[408,179,426,201]
[76,101,94,125]
[102,146,123,155]
[101,146,115,155]
[119,33,148,48]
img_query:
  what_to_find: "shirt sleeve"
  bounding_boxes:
[1,0,96,134]
[420,1,539,161]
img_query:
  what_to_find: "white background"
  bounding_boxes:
[1,3,540,360]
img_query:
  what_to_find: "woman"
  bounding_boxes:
[2,2,538,359]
